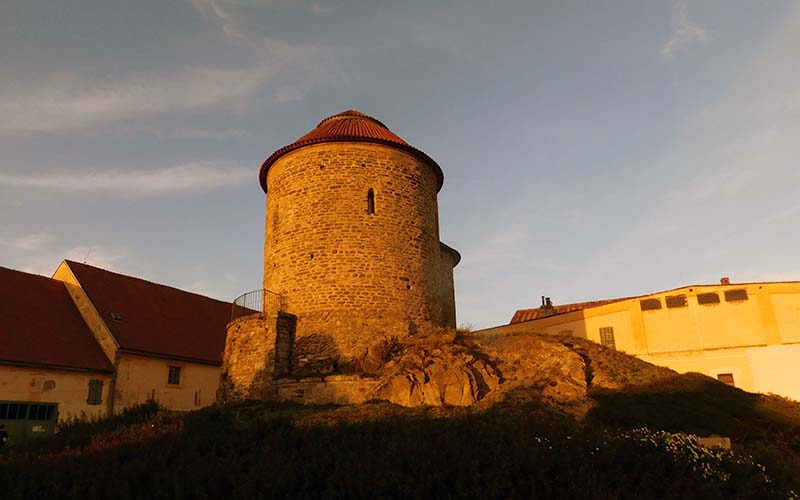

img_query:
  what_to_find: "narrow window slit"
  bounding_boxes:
[367,189,375,214]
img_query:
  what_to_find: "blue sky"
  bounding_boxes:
[1,0,798,329]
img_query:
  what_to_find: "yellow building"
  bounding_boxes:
[1,261,230,434]
[478,279,800,401]
[0,266,113,443]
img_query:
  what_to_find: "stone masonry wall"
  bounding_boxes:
[273,375,380,405]
[274,312,296,377]
[218,313,297,402]
[263,142,456,372]
[437,249,457,328]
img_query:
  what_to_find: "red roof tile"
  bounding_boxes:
[510,298,631,324]
[259,109,444,194]
[66,261,230,364]
[0,267,113,372]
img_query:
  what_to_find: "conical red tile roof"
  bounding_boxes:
[259,110,443,193]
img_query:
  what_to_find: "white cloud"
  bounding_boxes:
[0,232,53,252]
[766,203,800,223]
[0,62,291,133]
[662,0,709,59]
[189,0,252,41]
[189,0,332,46]
[576,4,800,293]
[0,1,333,134]
[0,231,128,277]
[0,163,252,196]
[153,127,252,141]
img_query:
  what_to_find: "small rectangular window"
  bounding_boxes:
[0,403,7,419]
[46,405,56,421]
[7,403,18,420]
[87,379,103,405]
[599,327,616,350]
[665,295,687,308]
[724,289,748,302]
[640,298,662,311]
[29,404,40,420]
[168,366,181,385]
[697,292,720,305]
[717,373,735,386]
[16,404,27,419]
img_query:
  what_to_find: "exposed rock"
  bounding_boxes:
[467,333,589,408]
[369,330,678,413]
[374,342,499,407]
[259,329,680,412]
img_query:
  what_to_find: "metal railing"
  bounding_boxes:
[230,289,287,322]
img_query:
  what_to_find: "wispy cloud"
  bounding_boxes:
[0,232,53,252]
[0,231,128,277]
[0,163,252,195]
[153,127,252,141]
[189,0,252,41]
[662,0,708,59]
[1,1,334,134]
[0,62,293,133]
[189,0,333,46]
[766,203,800,223]
[190,0,333,35]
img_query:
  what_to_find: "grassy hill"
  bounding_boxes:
[2,333,800,499]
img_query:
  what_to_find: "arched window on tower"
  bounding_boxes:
[367,189,375,215]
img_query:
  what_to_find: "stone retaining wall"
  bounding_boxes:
[218,312,297,402]
[272,375,381,405]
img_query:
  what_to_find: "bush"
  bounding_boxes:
[1,401,798,499]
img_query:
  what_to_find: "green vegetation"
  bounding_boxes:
[3,334,799,499]
[2,389,799,500]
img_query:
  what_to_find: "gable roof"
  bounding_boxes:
[510,298,630,324]
[259,109,444,194]
[0,267,113,372]
[65,261,230,364]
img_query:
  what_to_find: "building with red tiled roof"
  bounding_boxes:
[510,297,632,324]
[52,260,230,414]
[0,267,113,430]
[63,260,229,364]
[475,279,800,402]
[0,260,231,432]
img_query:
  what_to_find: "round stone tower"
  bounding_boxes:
[259,110,460,372]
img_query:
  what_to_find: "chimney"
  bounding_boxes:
[720,277,730,285]
[540,296,556,317]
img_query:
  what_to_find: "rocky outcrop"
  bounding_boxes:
[373,341,500,407]
[253,329,678,411]
[368,330,676,412]
[468,333,589,407]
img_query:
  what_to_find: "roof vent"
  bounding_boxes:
[110,312,123,322]
[720,277,730,285]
